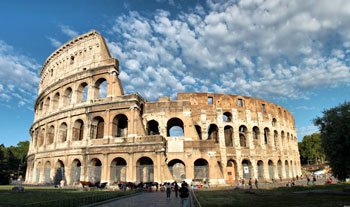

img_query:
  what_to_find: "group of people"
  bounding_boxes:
[237,178,259,189]
[164,181,190,207]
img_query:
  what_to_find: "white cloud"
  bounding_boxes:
[107,0,350,101]
[59,25,79,39]
[47,37,62,48]
[0,40,40,107]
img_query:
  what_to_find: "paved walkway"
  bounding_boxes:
[96,191,183,207]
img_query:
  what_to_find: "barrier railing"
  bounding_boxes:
[189,188,202,207]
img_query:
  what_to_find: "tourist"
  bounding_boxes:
[179,182,189,207]
[248,178,252,190]
[237,179,242,188]
[165,182,172,200]
[241,178,245,189]
[254,178,258,189]
[307,176,310,185]
[174,181,179,198]
[312,176,316,185]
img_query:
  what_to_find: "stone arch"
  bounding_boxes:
[242,159,252,180]
[58,122,67,143]
[223,112,232,122]
[136,157,154,182]
[224,125,233,147]
[63,87,73,106]
[94,78,107,99]
[70,159,81,185]
[239,125,247,147]
[272,118,277,127]
[285,160,289,178]
[195,125,202,140]
[44,161,51,184]
[92,116,104,139]
[226,160,238,183]
[44,96,50,113]
[73,119,84,141]
[277,160,282,178]
[35,161,42,183]
[257,160,264,180]
[47,125,55,145]
[89,158,102,183]
[77,82,88,103]
[167,118,184,137]
[281,131,285,146]
[147,120,160,136]
[110,157,127,183]
[274,130,279,147]
[52,92,60,109]
[38,128,45,147]
[264,127,270,144]
[54,160,65,185]
[268,160,275,180]
[290,160,294,177]
[252,126,259,140]
[208,124,219,143]
[168,159,186,181]
[112,114,128,137]
[194,158,209,180]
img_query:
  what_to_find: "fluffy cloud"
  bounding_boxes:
[59,25,79,39]
[0,40,40,107]
[107,0,350,101]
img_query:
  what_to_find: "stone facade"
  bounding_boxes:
[25,30,301,186]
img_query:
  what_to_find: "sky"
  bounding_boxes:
[0,0,349,147]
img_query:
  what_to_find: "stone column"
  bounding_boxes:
[102,154,109,183]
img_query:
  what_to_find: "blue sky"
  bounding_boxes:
[0,0,349,147]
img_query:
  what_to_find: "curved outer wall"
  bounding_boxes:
[25,31,301,185]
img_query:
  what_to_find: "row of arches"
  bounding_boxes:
[36,78,108,117]
[33,114,128,147]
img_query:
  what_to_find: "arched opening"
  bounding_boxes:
[136,157,154,182]
[223,112,232,122]
[54,160,65,185]
[95,78,107,99]
[38,128,45,147]
[281,131,285,146]
[89,158,102,183]
[264,128,270,144]
[53,92,60,109]
[168,159,186,181]
[112,114,128,137]
[92,116,104,139]
[77,82,88,103]
[274,130,279,147]
[208,124,219,143]
[277,160,282,179]
[242,160,252,180]
[147,120,159,136]
[47,125,55,145]
[73,119,84,141]
[167,118,184,137]
[239,125,247,147]
[290,160,294,177]
[194,159,209,180]
[226,160,237,183]
[252,126,259,140]
[44,161,51,184]
[44,97,50,113]
[70,159,81,185]
[285,160,289,178]
[272,118,277,127]
[257,160,264,180]
[268,160,275,180]
[59,123,67,143]
[110,158,127,183]
[224,125,233,147]
[195,125,202,140]
[35,162,41,183]
[63,87,73,106]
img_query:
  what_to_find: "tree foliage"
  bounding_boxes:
[314,101,350,180]
[298,133,325,165]
[0,141,29,184]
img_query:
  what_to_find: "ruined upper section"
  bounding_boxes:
[38,30,116,94]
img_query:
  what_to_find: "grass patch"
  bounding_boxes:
[195,183,350,207]
[0,185,137,206]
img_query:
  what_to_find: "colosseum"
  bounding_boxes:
[25,30,301,186]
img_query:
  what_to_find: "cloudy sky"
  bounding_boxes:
[0,0,349,147]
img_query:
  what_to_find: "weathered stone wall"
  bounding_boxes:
[25,30,301,186]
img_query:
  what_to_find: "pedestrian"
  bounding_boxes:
[241,178,245,189]
[307,176,310,185]
[165,182,171,200]
[179,182,189,207]
[312,176,316,185]
[255,178,258,189]
[174,181,179,198]
[248,178,252,190]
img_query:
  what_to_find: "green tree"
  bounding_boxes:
[314,101,350,180]
[298,133,325,165]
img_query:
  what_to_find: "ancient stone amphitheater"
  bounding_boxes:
[25,30,301,186]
